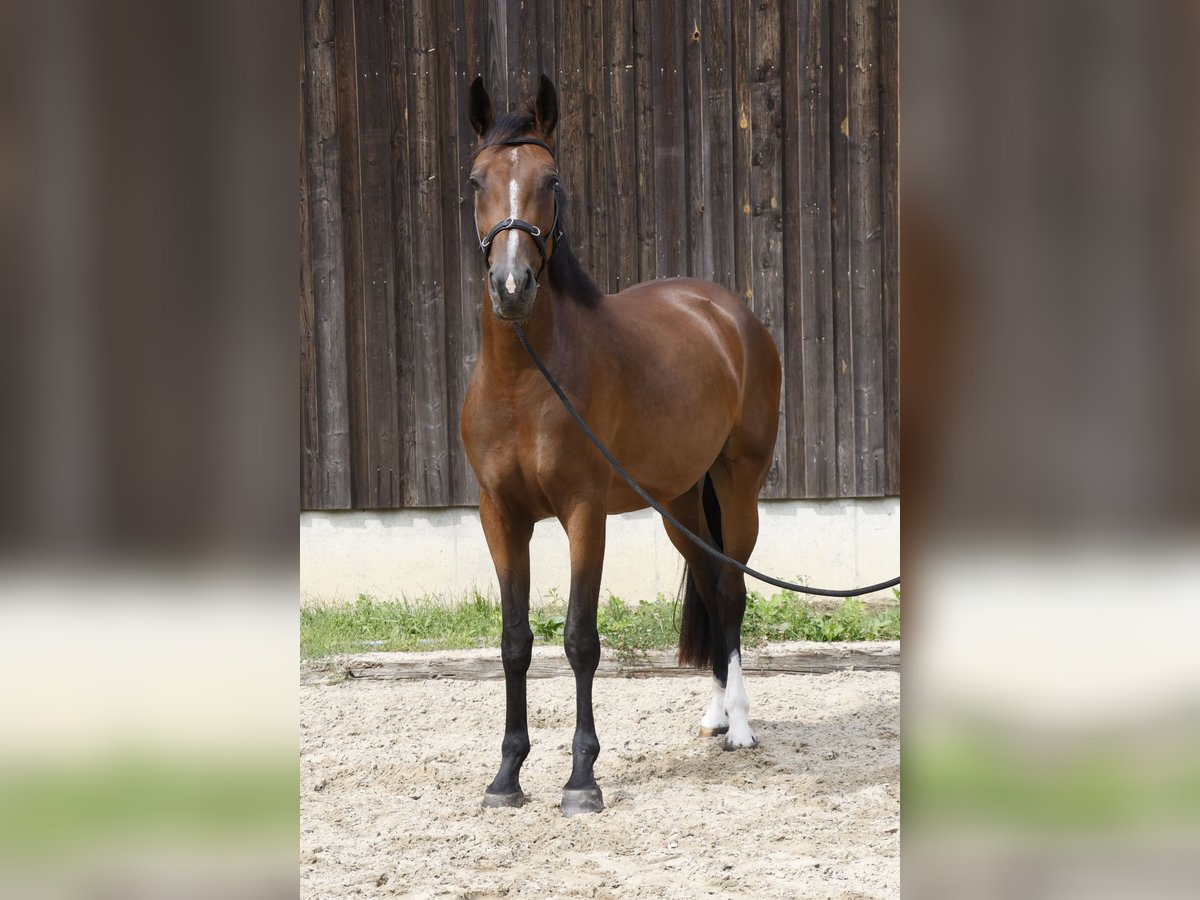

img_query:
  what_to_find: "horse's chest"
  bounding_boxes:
[463,401,565,508]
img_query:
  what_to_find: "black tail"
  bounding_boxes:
[677,474,725,668]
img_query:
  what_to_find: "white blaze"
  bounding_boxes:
[504,148,522,270]
[723,650,756,748]
[504,273,517,294]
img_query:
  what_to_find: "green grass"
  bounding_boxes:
[301,587,899,659]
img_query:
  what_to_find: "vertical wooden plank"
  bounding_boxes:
[605,0,638,291]
[435,0,473,506]
[797,0,837,498]
[555,0,587,273]
[829,0,856,497]
[507,0,536,103]
[651,0,687,276]
[535,0,556,89]
[405,0,453,506]
[452,0,488,506]
[353,0,402,507]
[305,0,352,510]
[334,0,370,507]
[779,0,805,499]
[683,0,711,280]
[632,0,656,281]
[879,0,899,495]
[581,0,608,288]
[730,0,753,309]
[486,0,509,109]
[704,0,735,290]
[748,0,787,497]
[300,30,319,508]
[848,0,884,495]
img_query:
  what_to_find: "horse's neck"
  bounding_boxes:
[479,284,566,375]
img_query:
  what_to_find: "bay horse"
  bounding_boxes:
[460,75,782,816]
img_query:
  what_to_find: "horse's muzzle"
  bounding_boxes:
[488,265,536,320]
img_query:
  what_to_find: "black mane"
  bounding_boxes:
[472,109,603,308]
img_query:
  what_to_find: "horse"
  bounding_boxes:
[460,74,782,817]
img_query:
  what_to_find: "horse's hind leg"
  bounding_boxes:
[660,485,729,737]
[706,457,768,751]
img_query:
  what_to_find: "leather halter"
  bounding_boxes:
[477,138,563,275]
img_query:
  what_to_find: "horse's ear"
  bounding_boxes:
[535,74,558,137]
[468,75,493,138]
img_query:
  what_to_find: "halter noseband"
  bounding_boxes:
[477,138,563,275]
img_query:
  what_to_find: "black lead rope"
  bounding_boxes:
[511,323,900,598]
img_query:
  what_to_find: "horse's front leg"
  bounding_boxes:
[560,503,606,816]
[479,492,535,809]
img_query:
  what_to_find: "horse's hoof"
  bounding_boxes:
[722,736,759,752]
[698,724,729,737]
[481,789,526,809]
[560,786,605,817]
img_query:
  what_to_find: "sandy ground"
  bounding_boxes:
[301,661,899,899]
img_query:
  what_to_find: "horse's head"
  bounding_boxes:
[468,75,560,322]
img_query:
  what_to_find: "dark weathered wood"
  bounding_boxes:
[301,642,900,684]
[404,0,452,506]
[605,0,637,292]
[300,40,319,509]
[748,0,787,498]
[651,0,687,277]
[796,0,838,499]
[780,0,805,499]
[879,0,899,496]
[632,0,657,281]
[828,0,856,497]
[436,0,473,507]
[729,0,753,312]
[347,0,401,506]
[333,0,370,507]
[848,0,885,496]
[582,0,608,288]
[485,0,509,109]
[555,0,587,276]
[301,0,900,509]
[683,0,710,280]
[304,0,352,510]
[704,0,735,291]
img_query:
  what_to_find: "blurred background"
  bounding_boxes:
[0,2,297,898]
[0,0,1197,897]
[903,0,1200,897]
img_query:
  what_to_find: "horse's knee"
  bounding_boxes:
[563,621,599,673]
[501,624,533,673]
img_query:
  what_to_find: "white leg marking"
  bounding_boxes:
[700,678,728,730]
[723,650,756,749]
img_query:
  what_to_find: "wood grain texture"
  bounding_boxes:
[405,0,452,505]
[301,0,899,508]
[797,0,837,499]
[748,0,787,498]
[879,0,899,495]
[828,0,856,498]
[300,39,319,508]
[847,0,884,496]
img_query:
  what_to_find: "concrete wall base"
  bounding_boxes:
[300,498,899,605]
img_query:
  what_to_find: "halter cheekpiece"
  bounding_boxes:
[477,138,564,275]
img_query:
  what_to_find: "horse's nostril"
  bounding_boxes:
[523,269,533,291]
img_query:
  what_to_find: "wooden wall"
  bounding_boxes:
[300,0,899,509]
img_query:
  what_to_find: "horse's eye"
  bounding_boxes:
[546,177,560,192]
[468,176,481,192]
